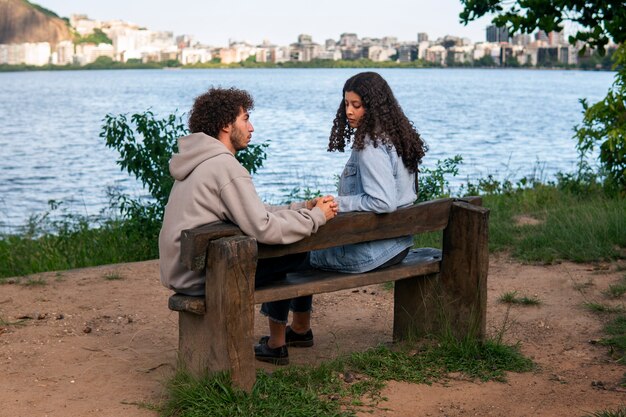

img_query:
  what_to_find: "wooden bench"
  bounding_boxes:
[168,197,489,391]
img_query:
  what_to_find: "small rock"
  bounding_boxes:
[591,380,606,389]
[550,374,567,383]
[55,314,64,320]
[36,313,47,320]
[343,372,355,383]
[83,326,92,334]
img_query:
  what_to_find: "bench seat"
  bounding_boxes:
[169,247,441,314]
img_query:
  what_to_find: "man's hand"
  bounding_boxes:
[313,195,338,221]
[305,197,318,211]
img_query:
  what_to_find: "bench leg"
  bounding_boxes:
[439,201,489,340]
[393,201,489,341]
[177,236,257,392]
[393,272,441,341]
[177,310,222,376]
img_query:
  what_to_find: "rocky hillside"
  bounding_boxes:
[0,0,71,45]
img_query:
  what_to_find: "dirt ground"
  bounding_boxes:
[1,254,625,417]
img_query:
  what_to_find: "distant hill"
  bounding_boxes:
[0,0,71,45]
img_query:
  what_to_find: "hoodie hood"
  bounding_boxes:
[169,132,233,181]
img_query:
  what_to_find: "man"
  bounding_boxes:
[159,87,337,364]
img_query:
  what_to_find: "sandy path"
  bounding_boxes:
[1,254,625,417]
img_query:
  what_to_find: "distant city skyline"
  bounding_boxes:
[33,0,494,46]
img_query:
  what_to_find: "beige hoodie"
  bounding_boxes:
[158,132,326,295]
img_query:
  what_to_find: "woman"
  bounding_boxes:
[310,71,428,272]
[255,72,427,364]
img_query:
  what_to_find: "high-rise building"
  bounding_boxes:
[535,30,549,42]
[512,33,531,46]
[548,31,565,46]
[417,32,428,43]
[486,24,509,43]
[339,33,359,48]
[297,34,313,44]
[398,44,418,62]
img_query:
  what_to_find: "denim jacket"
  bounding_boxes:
[310,137,416,273]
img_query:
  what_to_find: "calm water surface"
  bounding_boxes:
[0,68,614,229]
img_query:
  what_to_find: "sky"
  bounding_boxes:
[33,0,494,46]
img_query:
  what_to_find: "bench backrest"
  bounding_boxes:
[180,197,481,271]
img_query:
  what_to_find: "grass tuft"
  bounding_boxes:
[604,275,626,298]
[163,368,355,417]
[584,302,626,314]
[598,315,626,363]
[573,279,595,291]
[0,316,27,327]
[498,291,541,305]
[20,277,47,287]
[583,407,626,417]
[104,272,123,281]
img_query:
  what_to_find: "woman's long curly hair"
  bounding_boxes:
[328,72,427,173]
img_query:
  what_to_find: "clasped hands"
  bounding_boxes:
[307,195,338,220]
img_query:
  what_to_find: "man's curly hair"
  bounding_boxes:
[188,87,254,137]
[328,72,427,173]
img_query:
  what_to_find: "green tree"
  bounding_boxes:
[459,0,625,54]
[84,56,115,69]
[504,56,520,68]
[460,0,626,194]
[575,47,626,195]
[473,54,495,67]
[75,28,113,45]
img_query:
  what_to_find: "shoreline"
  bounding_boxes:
[0,61,615,73]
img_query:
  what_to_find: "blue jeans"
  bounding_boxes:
[256,252,312,324]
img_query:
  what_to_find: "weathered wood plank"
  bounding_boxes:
[168,294,205,315]
[170,248,442,312]
[181,197,481,272]
[209,236,257,391]
[177,236,257,392]
[439,201,489,339]
[180,222,243,271]
[393,271,441,341]
[393,201,489,341]
[255,248,441,304]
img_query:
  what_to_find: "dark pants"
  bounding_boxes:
[255,248,410,324]
[256,252,312,324]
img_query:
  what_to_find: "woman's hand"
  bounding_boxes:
[313,195,338,221]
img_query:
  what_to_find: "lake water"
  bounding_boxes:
[0,68,615,230]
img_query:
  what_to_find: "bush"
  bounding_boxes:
[574,44,626,196]
[417,155,463,202]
